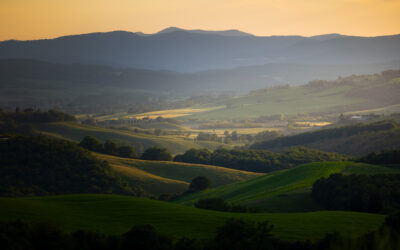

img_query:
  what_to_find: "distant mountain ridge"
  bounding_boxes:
[1,28,399,72]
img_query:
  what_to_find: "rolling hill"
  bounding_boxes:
[251,120,400,156]
[174,161,400,212]
[94,153,261,196]
[182,70,400,120]
[33,122,231,155]
[0,194,385,241]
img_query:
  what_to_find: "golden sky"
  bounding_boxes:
[0,0,399,41]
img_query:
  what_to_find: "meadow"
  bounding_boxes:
[0,194,385,241]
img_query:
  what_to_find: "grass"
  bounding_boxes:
[94,153,261,196]
[34,122,232,154]
[181,85,367,120]
[174,162,400,211]
[0,194,385,241]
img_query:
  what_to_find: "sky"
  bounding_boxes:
[0,0,399,41]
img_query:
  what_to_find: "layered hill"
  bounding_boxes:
[251,120,400,156]
[182,70,400,120]
[94,153,261,196]
[174,161,400,212]
[34,122,231,155]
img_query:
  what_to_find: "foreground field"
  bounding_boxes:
[0,194,384,241]
[95,153,262,196]
[174,162,400,212]
[34,122,231,154]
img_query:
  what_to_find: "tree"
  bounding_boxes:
[118,145,137,158]
[154,128,162,136]
[141,146,172,161]
[79,136,103,152]
[215,218,274,250]
[189,176,211,192]
[134,143,144,155]
[103,140,118,155]
[231,131,239,141]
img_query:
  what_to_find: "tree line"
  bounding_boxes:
[2,213,400,250]
[174,147,348,173]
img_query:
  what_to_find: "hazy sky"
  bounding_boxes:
[1,0,399,41]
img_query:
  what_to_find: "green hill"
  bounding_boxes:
[34,122,231,154]
[0,194,384,241]
[174,161,400,212]
[95,153,262,196]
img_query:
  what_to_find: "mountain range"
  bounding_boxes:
[1,28,399,72]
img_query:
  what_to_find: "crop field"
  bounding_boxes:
[0,194,385,241]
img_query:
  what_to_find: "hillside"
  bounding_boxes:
[0,194,385,241]
[0,135,141,197]
[34,122,231,155]
[94,153,261,196]
[182,70,400,120]
[251,120,400,156]
[2,59,398,113]
[174,161,400,212]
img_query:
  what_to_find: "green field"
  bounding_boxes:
[174,162,400,212]
[34,122,232,154]
[95,153,261,196]
[0,194,384,241]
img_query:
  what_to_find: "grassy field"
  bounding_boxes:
[180,85,367,120]
[94,153,262,196]
[0,194,385,241]
[34,122,232,154]
[174,162,400,212]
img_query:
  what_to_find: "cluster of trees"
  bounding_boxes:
[79,136,174,161]
[312,173,400,213]
[195,130,280,144]
[79,136,138,158]
[174,147,348,173]
[357,149,400,165]
[0,108,75,136]
[3,214,400,250]
[141,146,173,161]
[194,198,261,213]
[196,132,221,142]
[0,135,145,197]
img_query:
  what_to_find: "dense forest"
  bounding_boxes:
[174,147,348,173]
[312,173,400,213]
[0,135,145,197]
[0,109,75,135]
[357,149,400,165]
